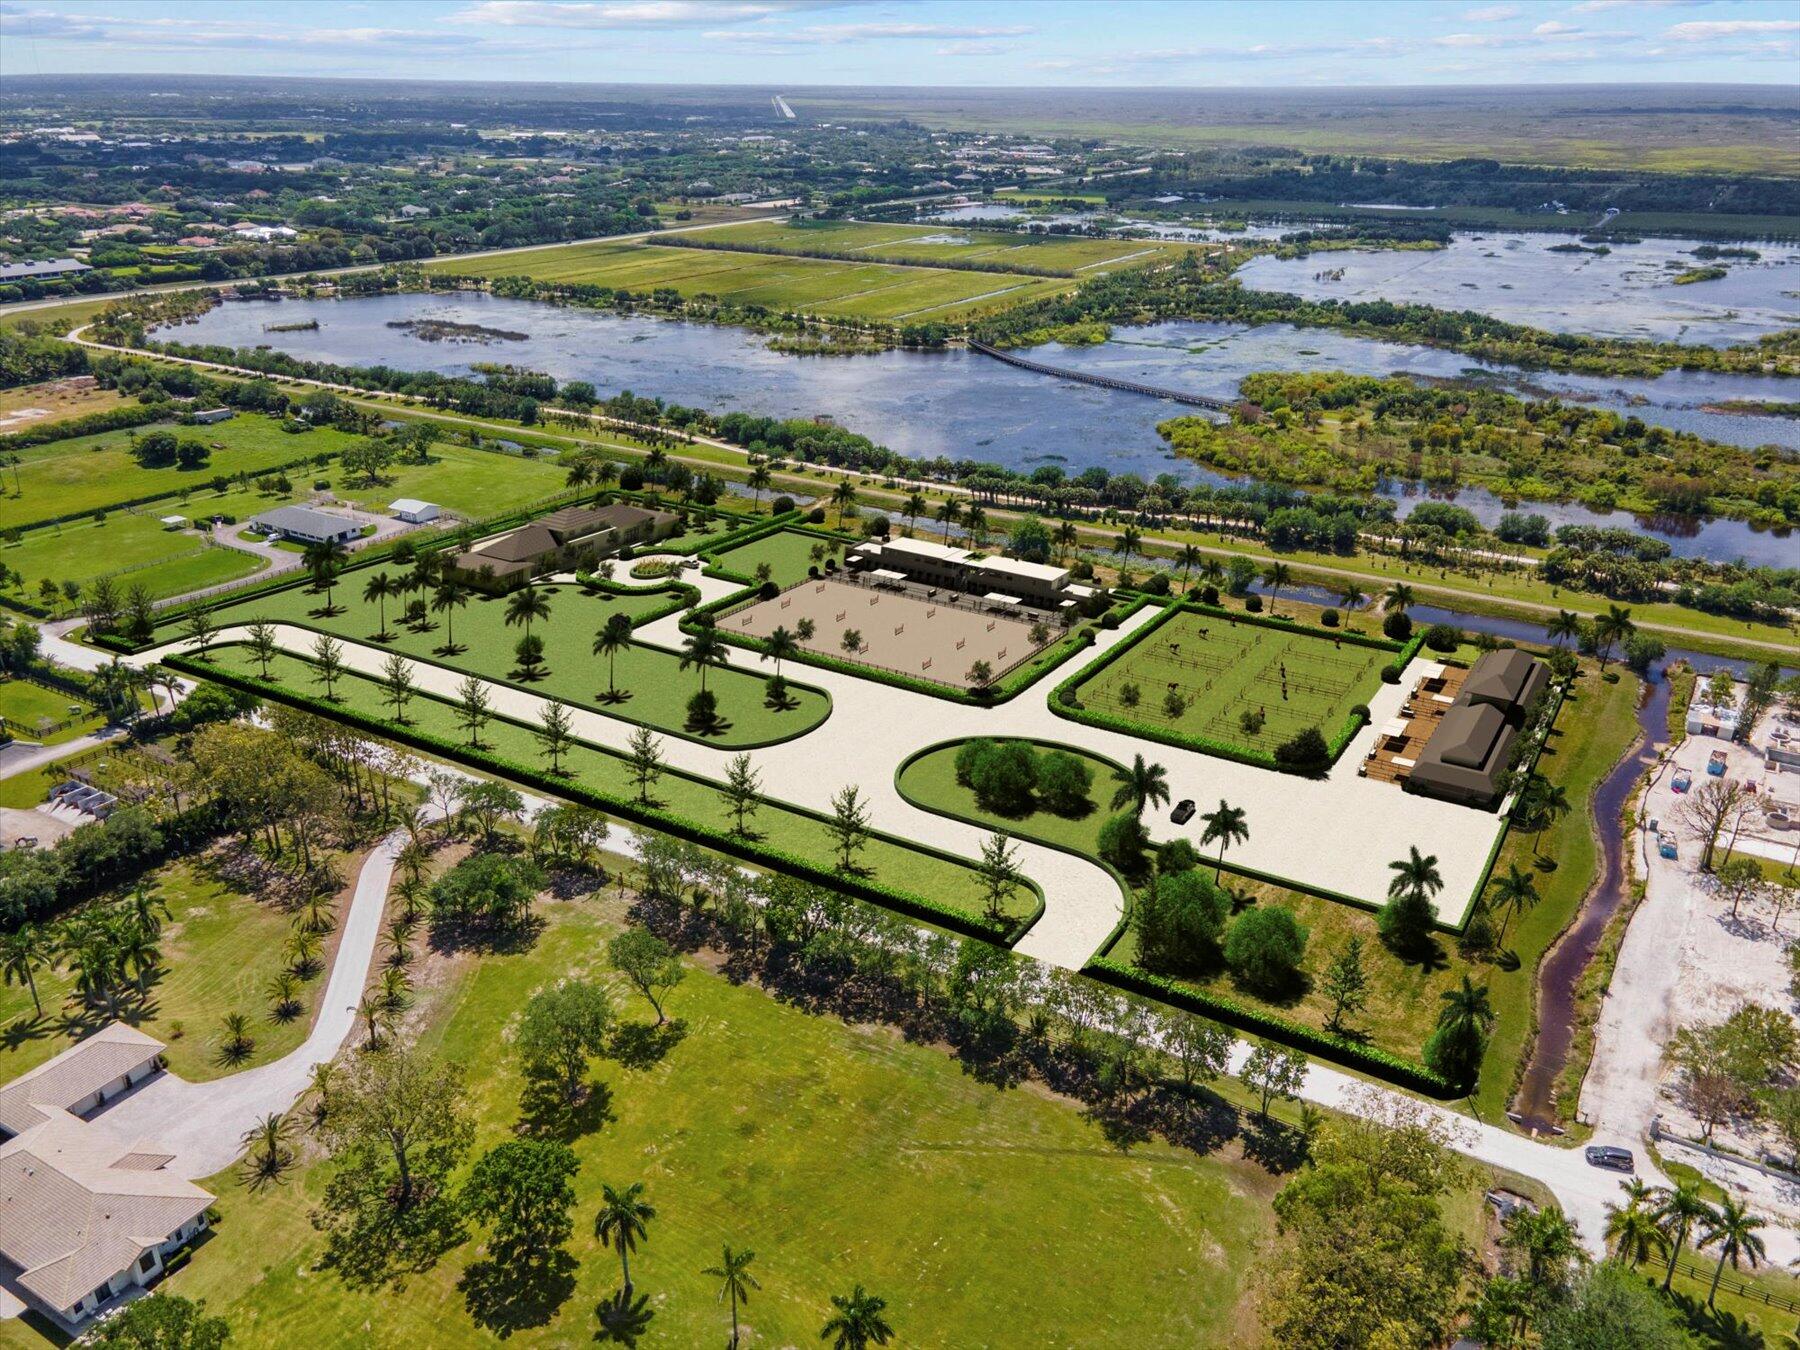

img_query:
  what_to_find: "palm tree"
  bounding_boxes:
[1338,581,1366,621]
[831,478,857,529]
[363,572,395,638]
[763,625,798,677]
[302,539,348,611]
[821,1285,893,1349]
[703,1245,760,1349]
[356,993,390,1049]
[1198,800,1249,881]
[747,460,772,508]
[1437,976,1494,1043]
[1606,1179,1668,1266]
[1114,524,1141,572]
[1055,518,1079,562]
[594,612,634,700]
[1526,778,1572,855]
[965,502,987,547]
[595,1181,656,1293]
[1388,845,1444,905]
[241,1110,297,1191]
[1177,543,1201,592]
[680,624,730,693]
[1548,609,1583,648]
[1262,560,1291,614]
[1487,863,1540,947]
[431,579,467,653]
[504,586,551,640]
[1109,753,1170,819]
[903,490,927,536]
[1653,1181,1718,1292]
[0,924,51,1019]
[1383,582,1415,616]
[1593,604,1636,671]
[220,1011,254,1063]
[1699,1196,1766,1309]
[935,497,962,543]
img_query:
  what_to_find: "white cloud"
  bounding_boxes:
[1572,0,1688,10]
[1664,18,1800,39]
[449,1,830,28]
[1460,5,1520,20]
[1533,20,1576,35]
[704,21,1032,46]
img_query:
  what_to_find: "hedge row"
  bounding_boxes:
[0,401,167,453]
[170,651,1034,946]
[1086,956,1461,1098]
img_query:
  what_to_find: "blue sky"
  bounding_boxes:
[1,0,1796,86]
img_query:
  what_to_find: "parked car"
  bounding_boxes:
[1584,1145,1635,1172]
[1171,799,1196,826]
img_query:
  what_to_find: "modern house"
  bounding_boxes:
[247,505,363,547]
[448,503,677,592]
[1686,682,1743,740]
[0,1026,213,1330]
[847,537,1086,609]
[0,259,92,284]
[1405,649,1550,809]
[388,498,441,525]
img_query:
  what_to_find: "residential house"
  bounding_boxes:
[247,505,362,546]
[1405,649,1550,809]
[449,503,677,592]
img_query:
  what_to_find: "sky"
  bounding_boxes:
[1,0,1797,86]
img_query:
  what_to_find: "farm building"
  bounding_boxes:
[247,505,362,546]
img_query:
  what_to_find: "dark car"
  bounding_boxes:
[1171,799,1196,826]
[1584,1145,1635,1172]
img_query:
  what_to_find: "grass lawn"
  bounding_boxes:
[709,527,840,587]
[195,646,1022,927]
[691,218,1189,274]
[0,741,176,810]
[328,443,568,520]
[0,379,127,433]
[148,894,1275,1348]
[181,575,830,748]
[427,240,1073,323]
[1071,607,1389,760]
[0,678,102,744]
[0,414,356,532]
[0,509,268,608]
[0,855,331,1083]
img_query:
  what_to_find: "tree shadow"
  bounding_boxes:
[593,1288,655,1346]
[511,666,551,683]
[608,1019,687,1071]
[684,712,733,737]
[459,1248,577,1338]
[598,689,635,705]
[1664,1287,1764,1350]
[434,642,468,657]
[1240,1118,1311,1173]
[518,1076,616,1143]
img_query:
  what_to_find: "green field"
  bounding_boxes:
[690,218,1190,274]
[1072,608,1389,760]
[427,240,1073,323]
[1,510,269,609]
[328,443,569,520]
[0,414,357,531]
[135,893,1271,1348]
[194,645,1024,928]
[181,573,829,749]
[0,857,329,1083]
[0,677,102,744]
[708,527,840,587]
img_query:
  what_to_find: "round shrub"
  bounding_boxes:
[1224,905,1309,994]
[1424,622,1460,653]
[1274,727,1331,775]
[1097,811,1149,875]
[1349,703,1371,721]
[807,506,827,525]
[863,516,889,538]
[1320,609,1339,627]
[1036,750,1093,816]
[758,581,779,601]
[1243,594,1264,613]
[1140,573,1172,596]
[961,740,1038,816]
[1199,584,1220,606]
[619,466,645,491]
[1382,609,1413,641]
[1100,612,1120,630]
[1380,663,1402,684]
[771,495,795,515]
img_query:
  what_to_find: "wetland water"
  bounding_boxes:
[163,291,1797,565]
[1235,231,1800,347]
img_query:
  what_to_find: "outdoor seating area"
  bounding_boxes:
[1361,665,1468,786]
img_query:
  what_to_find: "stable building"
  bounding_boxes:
[847,538,1081,609]
[387,498,441,525]
[247,505,363,547]
[1405,649,1550,810]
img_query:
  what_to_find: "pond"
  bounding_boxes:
[1234,231,1800,347]
[161,293,1798,566]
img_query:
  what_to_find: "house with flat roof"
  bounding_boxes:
[847,538,1078,608]
[247,505,363,547]
[448,502,676,592]
[1405,649,1550,809]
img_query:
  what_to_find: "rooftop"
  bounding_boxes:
[0,1024,163,1138]
[249,505,359,537]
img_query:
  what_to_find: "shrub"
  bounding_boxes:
[758,581,779,601]
[1380,663,1402,684]
[1134,867,1230,975]
[1349,702,1370,720]
[807,506,826,524]
[1100,611,1120,630]
[1423,622,1460,652]
[684,688,721,733]
[771,495,795,515]
[1199,584,1220,605]
[1224,905,1309,994]
[619,466,645,490]
[1157,838,1201,875]
[1378,887,1437,957]
[1097,811,1148,874]
[964,740,1038,817]
[1243,594,1263,613]
[1140,573,1171,596]
[1036,750,1093,816]
[1383,610,1413,641]
[1274,726,1331,775]
[1423,1020,1485,1087]
[1320,609,1339,627]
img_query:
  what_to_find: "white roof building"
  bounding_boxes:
[388,498,440,523]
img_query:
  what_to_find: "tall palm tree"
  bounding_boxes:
[1055,518,1079,563]
[595,1181,655,1293]
[302,539,348,611]
[747,460,772,508]
[1653,1181,1719,1292]
[680,625,730,693]
[504,586,551,639]
[1262,560,1291,614]
[831,478,857,529]
[0,924,51,1019]
[1114,524,1141,571]
[1606,1179,1668,1266]
[763,625,798,677]
[1383,582,1415,616]
[1388,846,1444,905]
[1547,610,1583,648]
[903,491,927,536]
[1436,976,1494,1043]
[703,1245,760,1349]
[821,1286,893,1349]
[594,612,634,700]
[1177,543,1201,592]
[1487,864,1540,947]
[363,572,395,638]
[1198,800,1248,881]
[1109,753,1170,819]
[1526,778,1572,855]
[965,502,988,547]
[1338,581,1367,620]
[935,497,962,543]
[431,579,467,652]
[1699,1195,1766,1309]
[1593,604,1636,671]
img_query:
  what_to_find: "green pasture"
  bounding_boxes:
[327,442,570,520]
[0,677,102,744]
[1074,609,1388,759]
[708,527,841,587]
[693,218,1187,274]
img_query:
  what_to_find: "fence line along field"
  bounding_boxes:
[730,575,1056,688]
[1077,609,1389,757]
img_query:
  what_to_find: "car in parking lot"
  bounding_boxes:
[1171,799,1196,826]
[1584,1145,1635,1172]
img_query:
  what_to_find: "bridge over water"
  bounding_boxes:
[967,340,1233,412]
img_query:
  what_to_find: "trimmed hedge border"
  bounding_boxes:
[171,648,1039,946]
[1050,596,1408,773]
[1087,956,1460,1098]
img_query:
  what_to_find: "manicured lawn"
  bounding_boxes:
[0,508,268,606]
[155,895,1274,1347]
[692,218,1188,274]
[0,856,330,1083]
[182,574,830,748]
[897,738,1122,858]
[709,527,841,587]
[0,414,355,531]
[195,646,1022,926]
[1071,607,1389,760]
[0,678,102,744]
[327,443,569,520]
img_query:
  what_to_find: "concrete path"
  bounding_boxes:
[90,827,407,1180]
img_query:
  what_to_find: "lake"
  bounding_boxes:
[1235,231,1800,347]
[161,292,1798,565]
